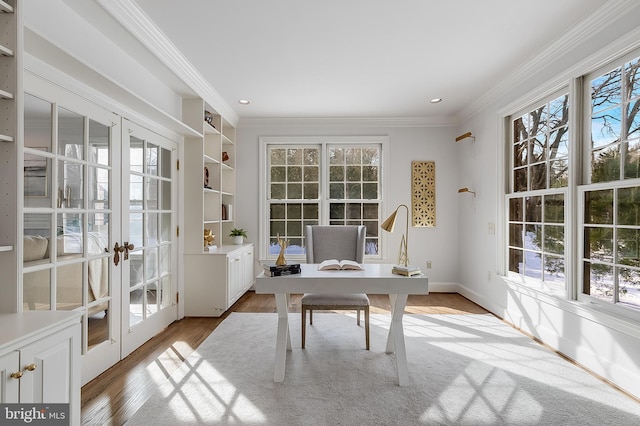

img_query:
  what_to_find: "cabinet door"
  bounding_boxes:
[0,351,19,403]
[241,246,254,290]
[18,324,78,404]
[227,252,242,304]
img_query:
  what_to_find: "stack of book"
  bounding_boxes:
[262,263,301,277]
[392,265,422,277]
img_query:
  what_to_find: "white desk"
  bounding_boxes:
[255,263,428,386]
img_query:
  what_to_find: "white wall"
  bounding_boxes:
[236,122,461,289]
[455,4,640,399]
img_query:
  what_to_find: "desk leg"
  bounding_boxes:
[273,293,291,382]
[386,293,409,386]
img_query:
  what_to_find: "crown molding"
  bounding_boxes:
[457,0,638,123]
[238,116,459,129]
[95,0,239,127]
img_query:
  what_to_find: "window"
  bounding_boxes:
[504,49,640,315]
[507,93,569,290]
[581,54,640,311]
[261,137,385,260]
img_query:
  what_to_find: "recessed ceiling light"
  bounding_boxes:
[238,99,251,105]
[430,98,443,104]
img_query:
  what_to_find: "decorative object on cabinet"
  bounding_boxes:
[204,228,215,250]
[275,233,289,266]
[222,151,229,162]
[229,228,247,245]
[381,204,422,276]
[204,110,214,127]
[458,187,476,197]
[203,166,210,189]
[221,204,227,220]
[455,131,475,142]
[411,161,436,227]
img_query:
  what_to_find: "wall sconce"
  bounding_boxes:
[458,187,476,197]
[455,132,475,142]
[380,204,422,276]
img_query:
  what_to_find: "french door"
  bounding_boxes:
[23,75,179,384]
[120,120,178,357]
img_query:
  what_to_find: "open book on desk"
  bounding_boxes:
[317,259,364,271]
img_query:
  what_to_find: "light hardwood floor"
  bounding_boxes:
[80,292,487,425]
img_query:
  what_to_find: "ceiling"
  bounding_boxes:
[130,1,608,120]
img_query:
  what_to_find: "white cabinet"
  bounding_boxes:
[184,244,254,317]
[0,311,81,425]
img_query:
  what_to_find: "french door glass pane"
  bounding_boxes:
[88,120,110,166]
[58,107,84,160]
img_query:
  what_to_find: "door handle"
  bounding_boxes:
[123,242,134,261]
[114,242,126,266]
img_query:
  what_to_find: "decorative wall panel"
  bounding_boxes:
[411,161,435,227]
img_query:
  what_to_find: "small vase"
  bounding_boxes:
[233,236,243,245]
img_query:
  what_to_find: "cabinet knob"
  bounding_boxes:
[25,363,37,371]
[10,371,23,379]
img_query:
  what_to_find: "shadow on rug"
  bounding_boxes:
[126,313,640,425]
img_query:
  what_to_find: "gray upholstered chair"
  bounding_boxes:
[301,225,370,350]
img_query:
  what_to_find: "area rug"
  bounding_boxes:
[126,313,640,425]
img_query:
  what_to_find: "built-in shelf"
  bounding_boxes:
[0,134,13,142]
[0,89,13,99]
[0,245,14,252]
[0,44,13,57]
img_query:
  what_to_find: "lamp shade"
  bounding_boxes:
[380,209,398,233]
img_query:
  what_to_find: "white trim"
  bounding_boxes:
[240,116,458,129]
[95,0,239,127]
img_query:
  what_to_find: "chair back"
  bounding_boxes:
[305,225,366,263]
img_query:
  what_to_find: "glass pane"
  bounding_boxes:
[529,163,546,190]
[509,198,523,221]
[130,213,143,249]
[549,95,569,130]
[88,119,110,166]
[618,186,640,226]
[524,224,541,251]
[591,67,621,115]
[619,267,640,308]
[509,249,523,274]
[287,148,302,165]
[524,251,542,279]
[363,203,378,220]
[88,308,109,350]
[145,247,158,282]
[160,213,171,242]
[147,177,159,210]
[530,104,548,136]
[329,165,344,181]
[514,142,527,168]
[549,159,568,188]
[23,269,51,310]
[287,183,302,199]
[130,136,144,173]
[543,255,565,285]
[544,194,564,223]
[146,282,158,317]
[617,228,640,267]
[24,93,53,151]
[160,147,172,179]
[287,204,301,219]
[584,227,614,263]
[146,213,159,245]
[346,203,362,220]
[89,166,109,210]
[130,250,143,286]
[592,145,620,183]
[346,165,361,181]
[287,166,302,182]
[146,143,158,176]
[627,58,640,99]
[509,224,523,247]
[57,213,83,257]
[270,221,285,237]
[586,262,614,301]
[271,166,286,182]
[56,262,83,311]
[544,225,564,255]
[329,182,344,199]
[362,147,379,165]
[625,140,640,179]
[530,135,546,162]
[363,165,378,182]
[303,148,318,165]
[159,245,170,275]
[347,182,361,199]
[58,107,84,160]
[271,183,286,199]
[303,183,318,199]
[287,221,302,237]
[329,147,344,164]
[160,276,172,309]
[161,180,171,210]
[270,204,285,219]
[129,288,143,326]
[525,196,542,222]
[345,148,361,164]
[549,128,569,159]
[330,203,345,220]
[585,190,614,224]
[59,160,84,209]
[513,117,527,144]
[303,165,319,181]
[88,213,109,255]
[365,238,378,255]
[514,168,527,192]
[130,174,143,210]
[24,154,52,206]
[592,106,622,149]
[271,148,286,165]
